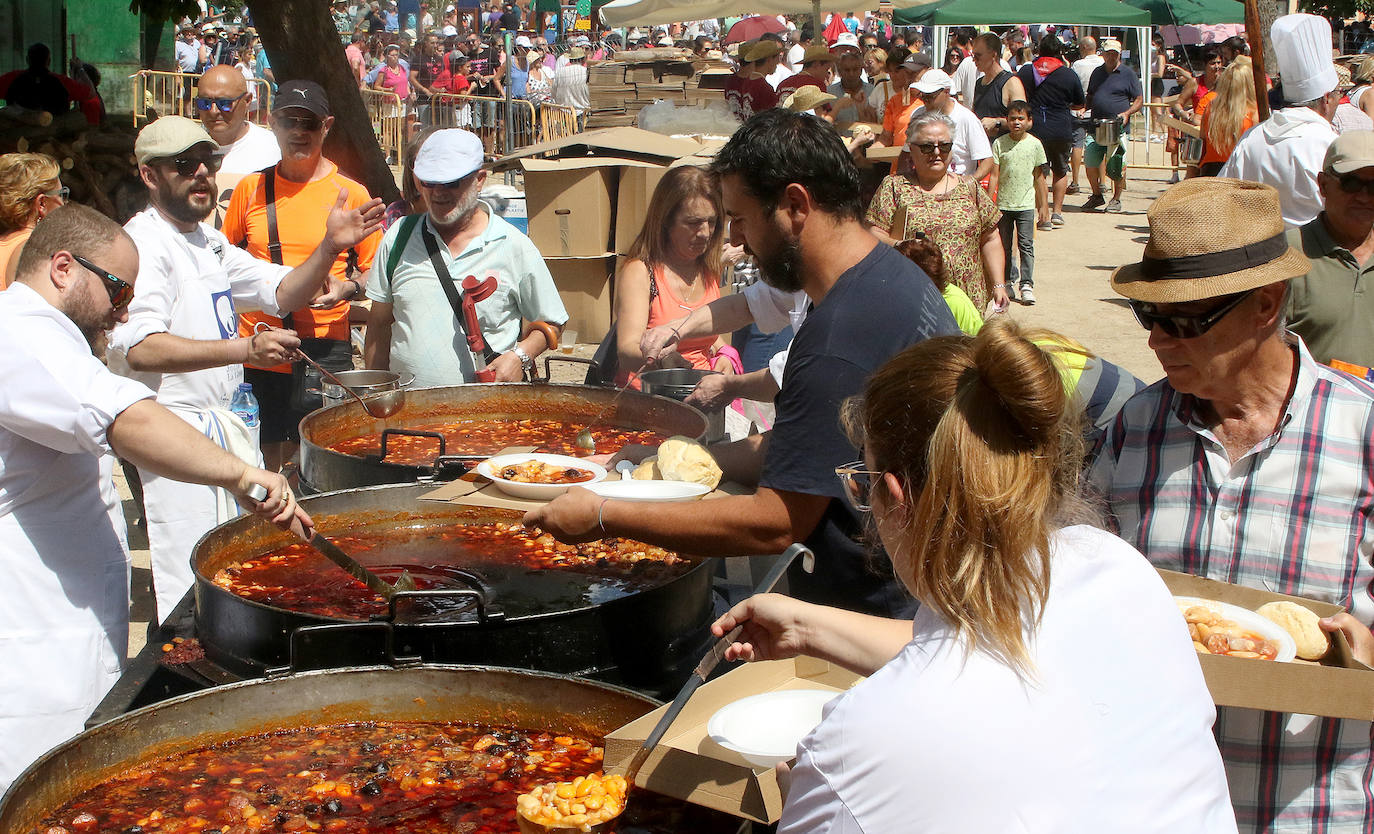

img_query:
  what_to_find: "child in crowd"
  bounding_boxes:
[989,100,1048,305]
[895,235,982,335]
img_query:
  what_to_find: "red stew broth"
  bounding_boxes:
[327,419,667,467]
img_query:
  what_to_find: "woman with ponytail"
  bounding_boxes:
[712,318,1236,833]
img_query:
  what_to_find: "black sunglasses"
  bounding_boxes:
[72,254,134,309]
[194,93,247,113]
[276,114,324,132]
[913,141,954,156]
[1128,289,1254,339]
[419,173,475,190]
[1337,174,1374,197]
[159,155,224,177]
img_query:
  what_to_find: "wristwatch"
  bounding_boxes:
[511,345,535,376]
[345,278,362,299]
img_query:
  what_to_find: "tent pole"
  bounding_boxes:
[1244,0,1271,121]
[813,0,822,40]
[1141,26,1152,165]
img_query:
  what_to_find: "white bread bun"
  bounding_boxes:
[631,457,661,480]
[1257,601,1329,660]
[655,436,722,490]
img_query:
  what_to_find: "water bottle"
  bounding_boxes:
[230,382,261,452]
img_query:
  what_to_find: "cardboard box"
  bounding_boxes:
[493,127,705,171]
[604,656,861,824]
[522,158,618,258]
[1159,569,1374,720]
[546,255,616,344]
[614,164,670,253]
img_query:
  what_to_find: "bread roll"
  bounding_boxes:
[1257,601,1329,660]
[655,436,722,490]
[631,457,661,480]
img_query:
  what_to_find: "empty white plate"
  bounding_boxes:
[707,689,838,768]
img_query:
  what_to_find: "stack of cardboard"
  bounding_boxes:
[492,129,721,344]
[584,55,730,129]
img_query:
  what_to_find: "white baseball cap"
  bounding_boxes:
[414,129,484,183]
[832,32,860,52]
[912,68,953,94]
[515,35,533,48]
[1100,38,1123,53]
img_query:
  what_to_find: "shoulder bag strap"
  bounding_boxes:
[416,221,469,337]
[259,165,294,330]
[385,214,422,291]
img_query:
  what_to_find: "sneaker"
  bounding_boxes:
[1066,183,1081,195]
[1019,284,1036,305]
[1051,212,1065,227]
[1082,193,1106,211]
[1004,282,1017,302]
[1037,219,1053,231]
[1105,199,1123,213]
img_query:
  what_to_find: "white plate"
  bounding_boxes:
[1175,596,1298,663]
[707,689,837,768]
[475,453,607,500]
[582,480,711,502]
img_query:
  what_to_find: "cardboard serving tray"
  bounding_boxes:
[1160,569,1374,720]
[603,656,861,824]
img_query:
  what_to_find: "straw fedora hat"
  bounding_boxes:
[743,39,782,63]
[1111,178,1310,304]
[783,85,836,113]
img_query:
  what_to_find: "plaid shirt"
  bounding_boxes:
[1089,337,1374,833]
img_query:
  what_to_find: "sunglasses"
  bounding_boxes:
[1128,289,1254,339]
[158,155,223,177]
[419,174,474,190]
[72,254,134,309]
[1337,174,1374,197]
[46,186,70,202]
[276,114,324,132]
[835,460,882,513]
[194,93,246,113]
[912,141,954,156]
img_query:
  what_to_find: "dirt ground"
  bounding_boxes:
[120,168,1174,659]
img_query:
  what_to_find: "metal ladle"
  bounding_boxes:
[296,351,405,419]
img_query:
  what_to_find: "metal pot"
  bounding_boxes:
[1094,116,1123,146]
[191,484,716,692]
[297,383,709,493]
[638,368,725,443]
[317,369,412,408]
[0,665,658,834]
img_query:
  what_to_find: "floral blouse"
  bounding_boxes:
[866,174,999,310]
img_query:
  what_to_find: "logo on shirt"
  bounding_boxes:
[210,289,237,340]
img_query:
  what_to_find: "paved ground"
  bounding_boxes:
[119,168,1175,660]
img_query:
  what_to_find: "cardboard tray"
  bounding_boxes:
[1159,569,1374,720]
[604,656,860,824]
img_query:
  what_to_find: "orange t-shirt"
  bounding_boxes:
[1195,91,1256,167]
[223,162,380,372]
[883,90,922,174]
[0,227,33,289]
[617,263,721,390]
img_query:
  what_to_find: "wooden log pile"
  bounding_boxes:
[0,105,148,223]
[585,48,728,130]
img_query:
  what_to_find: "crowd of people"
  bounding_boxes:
[5,2,1374,831]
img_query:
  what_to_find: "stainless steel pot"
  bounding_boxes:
[317,369,412,408]
[638,369,725,443]
[1095,117,1123,146]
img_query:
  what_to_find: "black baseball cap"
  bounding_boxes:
[272,80,331,117]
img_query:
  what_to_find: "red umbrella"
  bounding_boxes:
[723,15,787,46]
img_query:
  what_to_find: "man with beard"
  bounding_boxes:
[0,203,307,792]
[363,129,566,387]
[526,110,959,618]
[107,116,383,622]
[224,81,381,472]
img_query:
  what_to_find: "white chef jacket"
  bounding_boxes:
[0,283,154,793]
[778,525,1238,834]
[908,102,993,177]
[1219,107,1338,230]
[107,206,286,621]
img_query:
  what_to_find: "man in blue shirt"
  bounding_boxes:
[1083,38,1142,214]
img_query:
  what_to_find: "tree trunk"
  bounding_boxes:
[246,0,399,202]
[1256,0,1283,76]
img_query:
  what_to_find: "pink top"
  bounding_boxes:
[618,262,721,389]
[377,63,409,100]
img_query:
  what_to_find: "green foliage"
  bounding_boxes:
[1302,0,1374,21]
[130,0,248,24]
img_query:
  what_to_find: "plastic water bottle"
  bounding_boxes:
[230,382,261,452]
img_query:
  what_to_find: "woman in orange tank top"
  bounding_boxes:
[615,166,738,389]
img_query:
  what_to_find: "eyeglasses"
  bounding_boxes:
[912,141,954,156]
[1337,174,1374,197]
[72,254,134,309]
[1128,289,1254,339]
[159,155,223,177]
[419,174,474,190]
[194,93,247,113]
[45,186,70,202]
[835,460,882,513]
[276,114,324,132]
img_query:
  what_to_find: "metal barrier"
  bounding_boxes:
[130,70,272,127]
[537,102,579,144]
[360,87,406,167]
[426,93,579,156]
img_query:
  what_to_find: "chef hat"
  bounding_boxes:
[1272,13,1338,103]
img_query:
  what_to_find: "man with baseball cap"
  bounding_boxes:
[1090,177,1374,832]
[1082,38,1142,213]
[908,68,993,180]
[1221,13,1341,228]
[364,129,566,388]
[223,80,383,472]
[107,115,384,622]
[724,39,781,122]
[1286,131,1374,370]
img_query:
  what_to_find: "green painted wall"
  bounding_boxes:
[67,0,144,115]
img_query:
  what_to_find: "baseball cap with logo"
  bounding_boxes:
[901,52,933,72]
[413,128,485,183]
[1100,38,1123,53]
[135,116,220,165]
[912,68,954,94]
[272,80,331,117]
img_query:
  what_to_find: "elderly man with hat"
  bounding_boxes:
[908,67,993,181]
[1221,13,1341,229]
[777,41,836,97]
[107,116,384,623]
[552,46,589,125]
[1090,177,1374,832]
[725,39,782,122]
[1286,131,1374,372]
[1082,37,1142,214]
[363,129,566,389]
